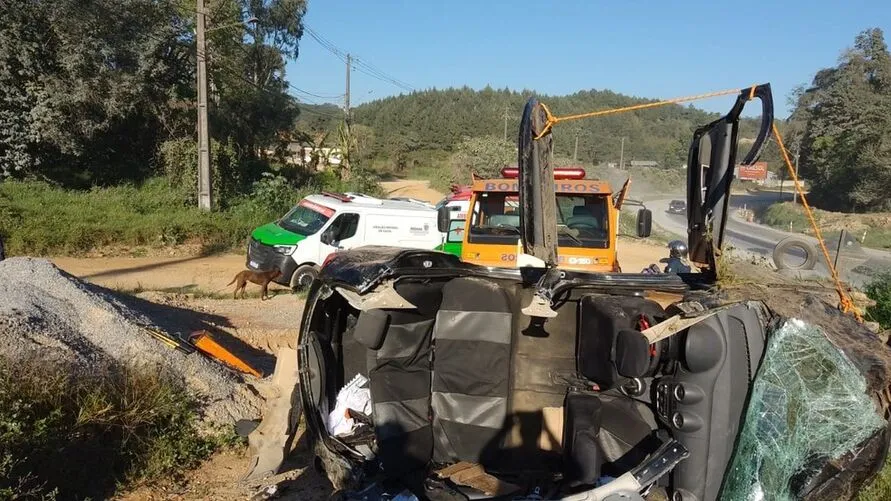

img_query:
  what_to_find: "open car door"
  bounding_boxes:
[686,84,774,274]
[613,178,632,211]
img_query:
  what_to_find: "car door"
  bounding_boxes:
[318,213,361,263]
[686,84,774,272]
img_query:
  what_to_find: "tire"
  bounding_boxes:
[290,264,319,290]
[773,236,817,271]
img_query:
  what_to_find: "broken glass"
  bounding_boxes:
[721,318,886,500]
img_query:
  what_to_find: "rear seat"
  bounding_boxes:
[357,282,443,479]
[356,278,513,470]
[431,277,513,463]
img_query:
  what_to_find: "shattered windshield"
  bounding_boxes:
[721,318,886,500]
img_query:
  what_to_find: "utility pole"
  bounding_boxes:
[573,131,579,161]
[343,53,351,174]
[345,53,351,120]
[619,137,625,170]
[503,106,509,142]
[792,151,800,204]
[196,0,212,211]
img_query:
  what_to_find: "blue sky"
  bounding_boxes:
[285,0,890,117]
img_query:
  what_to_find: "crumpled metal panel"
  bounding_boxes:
[721,318,887,500]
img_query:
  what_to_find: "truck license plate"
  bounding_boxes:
[249,260,259,269]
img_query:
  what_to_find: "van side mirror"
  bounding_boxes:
[437,206,451,233]
[637,209,652,238]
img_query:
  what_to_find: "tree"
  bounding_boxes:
[0,0,187,183]
[448,136,515,183]
[0,0,307,191]
[788,28,891,212]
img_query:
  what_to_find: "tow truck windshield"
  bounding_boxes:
[469,192,609,248]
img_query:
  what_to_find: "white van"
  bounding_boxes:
[246,192,444,289]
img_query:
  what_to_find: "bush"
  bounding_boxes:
[865,271,891,330]
[158,138,245,208]
[0,360,231,500]
[0,179,262,255]
[0,165,386,257]
[763,202,813,233]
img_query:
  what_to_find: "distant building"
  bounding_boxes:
[265,143,343,170]
[629,160,659,168]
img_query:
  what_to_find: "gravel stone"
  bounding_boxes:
[0,257,262,424]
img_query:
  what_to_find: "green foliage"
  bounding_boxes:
[0,179,260,255]
[159,138,246,207]
[448,135,516,183]
[0,0,306,187]
[860,458,891,501]
[0,359,227,500]
[761,202,891,249]
[763,202,813,234]
[865,271,891,329]
[788,28,891,212]
[347,86,773,171]
[0,169,384,256]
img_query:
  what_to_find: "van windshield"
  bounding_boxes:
[278,200,333,236]
[468,192,609,248]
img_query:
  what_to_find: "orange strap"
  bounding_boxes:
[771,123,861,321]
[534,87,748,139]
[531,85,861,321]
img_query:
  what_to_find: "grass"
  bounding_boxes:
[0,178,275,257]
[859,458,891,501]
[0,358,236,500]
[762,202,813,234]
[864,271,891,330]
[761,202,891,250]
[0,170,384,257]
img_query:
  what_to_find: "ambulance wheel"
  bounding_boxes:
[290,265,319,290]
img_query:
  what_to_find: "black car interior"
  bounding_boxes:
[301,276,768,499]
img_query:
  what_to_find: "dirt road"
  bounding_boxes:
[52,253,258,293]
[381,179,444,204]
[53,238,665,295]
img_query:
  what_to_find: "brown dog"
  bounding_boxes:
[227,269,282,300]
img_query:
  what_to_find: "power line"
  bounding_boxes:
[195,46,343,119]
[304,25,414,93]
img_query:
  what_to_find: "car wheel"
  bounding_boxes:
[290,264,319,291]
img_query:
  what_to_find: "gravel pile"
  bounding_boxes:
[0,257,262,424]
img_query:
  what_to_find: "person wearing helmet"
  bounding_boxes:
[664,240,691,274]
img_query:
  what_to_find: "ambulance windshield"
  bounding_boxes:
[278,200,333,236]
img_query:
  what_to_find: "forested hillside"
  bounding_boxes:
[298,86,780,174]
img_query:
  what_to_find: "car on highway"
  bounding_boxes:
[667,199,687,214]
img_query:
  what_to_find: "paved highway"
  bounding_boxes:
[645,194,891,287]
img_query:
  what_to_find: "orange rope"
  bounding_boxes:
[534,87,747,139]
[771,123,862,321]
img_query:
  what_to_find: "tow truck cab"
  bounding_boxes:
[438,167,651,272]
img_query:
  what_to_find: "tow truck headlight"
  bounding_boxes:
[273,244,296,255]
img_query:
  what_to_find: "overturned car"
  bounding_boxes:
[277,85,891,500]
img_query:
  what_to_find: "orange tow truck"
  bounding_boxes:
[437,166,652,272]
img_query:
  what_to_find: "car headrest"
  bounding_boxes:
[353,309,390,350]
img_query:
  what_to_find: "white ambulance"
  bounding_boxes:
[247,192,444,289]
